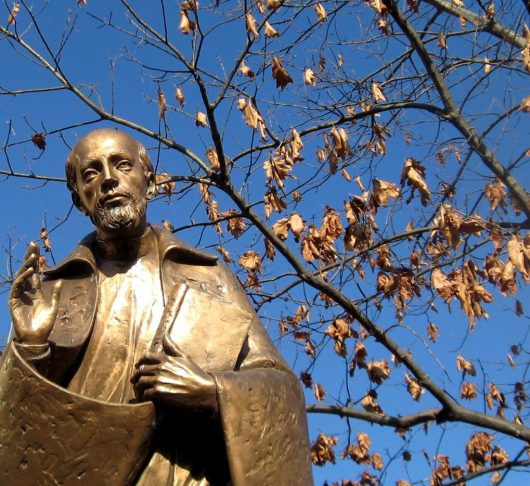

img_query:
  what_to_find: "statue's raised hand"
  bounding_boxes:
[9,242,62,345]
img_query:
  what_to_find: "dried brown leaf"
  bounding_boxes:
[304,68,317,85]
[314,3,327,22]
[271,57,293,89]
[314,382,326,401]
[175,86,185,107]
[401,158,430,206]
[366,359,390,384]
[461,382,478,400]
[264,21,279,38]
[215,245,233,263]
[195,111,208,127]
[456,355,476,377]
[32,133,46,150]
[245,12,259,37]
[371,81,386,103]
[311,433,338,466]
[8,3,19,24]
[179,9,196,34]
[40,227,52,252]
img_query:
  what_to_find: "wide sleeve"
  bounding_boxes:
[210,265,314,486]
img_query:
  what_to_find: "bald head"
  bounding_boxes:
[65,129,154,211]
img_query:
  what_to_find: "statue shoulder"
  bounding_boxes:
[153,225,218,265]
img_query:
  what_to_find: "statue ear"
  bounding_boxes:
[146,171,156,200]
[71,191,88,215]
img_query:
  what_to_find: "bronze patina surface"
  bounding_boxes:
[0,129,313,485]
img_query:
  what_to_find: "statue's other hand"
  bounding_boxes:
[8,242,62,345]
[132,334,218,414]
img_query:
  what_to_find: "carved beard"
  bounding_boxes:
[91,193,146,233]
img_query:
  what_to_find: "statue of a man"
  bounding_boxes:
[1,129,313,485]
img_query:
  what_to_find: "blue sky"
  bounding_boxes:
[1,1,530,484]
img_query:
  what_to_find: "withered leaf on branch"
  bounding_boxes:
[179,9,196,34]
[329,127,352,160]
[520,95,530,112]
[175,86,185,107]
[507,233,530,282]
[460,383,477,401]
[484,178,507,212]
[366,359,390,384]
[344,432,372,465]
[31,133,46,150]
[523,25,530,72]
[264,187,287,218]
[264,153,292,189]
[245,12,259,37]
[432,264,493,329]
[311,433,338,466]
[499,260,517,296]
[219,209,246,238]
[372,453,384,471]
[264,21,279,38]
[404,373,424,401]
[300,226,337,264]
[314,3,327,22]
[321,207,344,243]
[360,390,384,415]
[206,148,220,172]
[368,0,388,15]
[427,322,440,342]
[215,245,233,263]
[314,382,325,401]
[272,218,289,241]
[37,254,48,273]
[264,238,276,260]
[456,354,476,377]
[326,318,357,356]
[162,220,174,232]
[8,3,19,24]
[239,98,268,141]
[266,0,282,11]
[40,227,52,252]
[299,371,312,389]
[490,445,509,466]
[304,68,317,85]
[271,57,293,90]
[372,178,400,207]
[239,250,263,273]
[195,111,208,127]
[155,173,176,195]
[435,204,485,250]
[401,158,430,206]
[466,432,494,473]
[181,0,198,12]
[371,81,386,103]
[288,213,305,240]
[239,60,255,79]
[157,89,167,118]
[290,129,304,161]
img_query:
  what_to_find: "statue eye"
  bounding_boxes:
[82,168,98,182]
[117,159,132,171]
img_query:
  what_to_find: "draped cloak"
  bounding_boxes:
[0,226,313,486]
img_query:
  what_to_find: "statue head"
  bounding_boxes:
[66,129,156,238]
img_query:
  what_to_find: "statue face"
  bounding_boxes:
[73,131,152,237]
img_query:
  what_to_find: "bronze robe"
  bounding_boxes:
[1,226,313,485]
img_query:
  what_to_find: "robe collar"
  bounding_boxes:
[44,224,217,277]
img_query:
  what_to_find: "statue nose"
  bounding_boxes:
[101,173,118,192]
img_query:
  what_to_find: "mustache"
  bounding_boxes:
[96,191,135,209]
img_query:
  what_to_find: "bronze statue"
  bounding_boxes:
[0,129,313,485]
